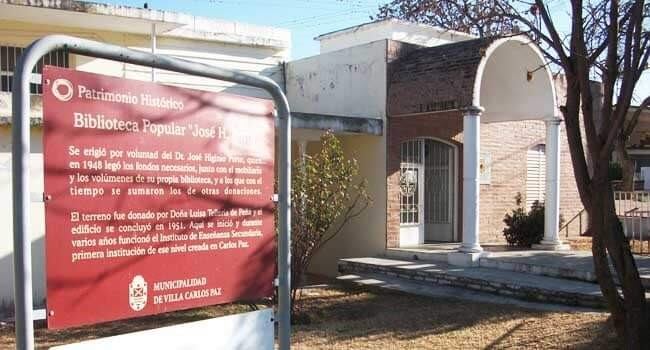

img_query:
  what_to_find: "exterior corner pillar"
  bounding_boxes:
[459,105,484,254]
[534,117,570,251]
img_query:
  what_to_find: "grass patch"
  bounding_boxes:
[1,283,617,349]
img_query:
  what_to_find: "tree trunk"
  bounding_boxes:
[615,138,635,191]
[589,168,649,348]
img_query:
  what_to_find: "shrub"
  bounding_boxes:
[502,193,545,247]
[290,132,371,317]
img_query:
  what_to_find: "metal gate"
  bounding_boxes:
[399,138,455,246]
[424,139,455,242]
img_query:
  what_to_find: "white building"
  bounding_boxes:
[287,19,580,275]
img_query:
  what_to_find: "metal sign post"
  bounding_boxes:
[11,35,291,350]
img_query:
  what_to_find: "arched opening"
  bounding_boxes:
[475,37,557,123]
[399,138,458,246]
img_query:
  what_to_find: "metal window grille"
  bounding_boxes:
[400,140,422,224]
[0,45,69,94]
[424,140,451,224]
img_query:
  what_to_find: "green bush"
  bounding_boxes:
[502,193,545,247]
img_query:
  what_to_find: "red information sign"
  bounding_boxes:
[43,66,276,329]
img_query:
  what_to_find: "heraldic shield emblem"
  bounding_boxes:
[129,275,148,311]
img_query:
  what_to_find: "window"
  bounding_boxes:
[400,140,422,224]
[526,144,546,209]
[1,45,69,94]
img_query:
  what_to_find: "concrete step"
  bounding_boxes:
[478,254,597,283]
[479,253,650,290]
[382,247,450,263]
[339,257,609,309]
[384,248,650,290]
[337,272,601,312]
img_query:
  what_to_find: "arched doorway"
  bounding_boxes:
[399,138,457,246]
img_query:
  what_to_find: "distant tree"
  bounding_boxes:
[290,132,371,317]
[375,1,650,347]
[374,0,515,37]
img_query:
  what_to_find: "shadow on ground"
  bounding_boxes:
[291,283,618,349]
[0,282,618,349]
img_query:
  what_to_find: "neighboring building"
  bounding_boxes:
[620,106,650,182]
[0,0,290,310]
[287,19,583,275]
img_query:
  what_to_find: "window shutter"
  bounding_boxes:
[526,144,546,209]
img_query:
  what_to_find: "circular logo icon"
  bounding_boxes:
[51,78,74,102]
[128,275,148,311]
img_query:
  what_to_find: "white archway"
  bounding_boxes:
[451,36,568,267]
[474,36,557,123]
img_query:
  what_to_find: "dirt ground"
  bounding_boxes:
[0,284,617,349]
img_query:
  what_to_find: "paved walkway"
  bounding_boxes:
[339,256,650,309]
[337,272,601,313]
[385,245,650,286]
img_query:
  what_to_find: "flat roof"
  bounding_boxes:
[315,18,476,42]
[0,0,290,48]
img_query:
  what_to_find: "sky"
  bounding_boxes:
[88,0,649,103]
[93,0,389,60]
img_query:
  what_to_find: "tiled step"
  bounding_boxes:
[339,257,608,309]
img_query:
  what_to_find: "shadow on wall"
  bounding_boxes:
[0,236,46,318]
[157,66,285,100]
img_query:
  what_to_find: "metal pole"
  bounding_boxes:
[11,34,36,350]
[277,92,292,350]
[12,34,292,350]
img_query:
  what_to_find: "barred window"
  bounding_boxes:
[400,139,422,224]
[1,45,69,94]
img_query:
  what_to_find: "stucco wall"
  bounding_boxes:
[285,40,388,120]
[303,134,387,277]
